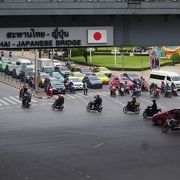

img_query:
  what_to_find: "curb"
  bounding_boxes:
[0,79,51,99]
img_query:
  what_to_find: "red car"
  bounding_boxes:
[152,108,180,126]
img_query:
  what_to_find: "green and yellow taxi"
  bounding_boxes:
[69,72,85,81]
[98,67,112,78]
[93,72,110,84]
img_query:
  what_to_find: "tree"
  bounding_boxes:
[79,48,88,63]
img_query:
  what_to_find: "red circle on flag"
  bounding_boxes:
[93,32,102,41]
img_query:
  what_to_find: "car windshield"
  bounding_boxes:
[100,67,108,71]
[88,76,99,81]
[128,73,138,77]
[51,80,62,85]
[75,73,84,77]
[27,71,34,76]
[60,67,70,71]
[96,74,105,77]
[171,76,180,81]
[41,74,50,79]
[69,78,81,82]
[44,67,53,72]
[81,68,91,72]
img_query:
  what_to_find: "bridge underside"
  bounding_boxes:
[0,15,180,46]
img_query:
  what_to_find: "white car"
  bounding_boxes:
[69,77,83,90]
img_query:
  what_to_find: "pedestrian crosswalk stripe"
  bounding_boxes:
[31,98,38,103]
[66,94,76,99]
[0,98,10,105]
[9,96,22,103]
[3,97,17,104]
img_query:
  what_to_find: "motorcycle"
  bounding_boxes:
[161,119,180,132]
[123,102,140,114]
[118,86,125,96]
[172,88,178,97]
[47,87,53,96]
[110,87,116,97]
[51,102,64,111]
[22,100,31,108]
[86,102,103,113]
[152,88,160,99]
[143,106,161,119]
[164,90,172,97]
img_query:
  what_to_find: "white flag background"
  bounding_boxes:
[87,30,107,43]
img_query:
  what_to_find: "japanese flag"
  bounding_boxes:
[88,30,107,43]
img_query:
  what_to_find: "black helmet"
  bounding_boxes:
[153,99,156,103]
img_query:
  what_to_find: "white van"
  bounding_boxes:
[16,58,32,66]
[149,70,180,90]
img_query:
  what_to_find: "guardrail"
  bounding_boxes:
[0,0,179,2]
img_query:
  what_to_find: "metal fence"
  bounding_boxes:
[0,0,179,3]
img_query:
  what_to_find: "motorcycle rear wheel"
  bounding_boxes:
[97,107,102,113]
[143,111,147,119]
[135,107,140,114]
[51,104,55,110]
[161,122,169,132]
[123,107,128,113]
[86,105,91,112]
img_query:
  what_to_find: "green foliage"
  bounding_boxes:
[170,52,180,64]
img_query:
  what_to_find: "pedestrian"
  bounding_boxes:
[83,82,88,95]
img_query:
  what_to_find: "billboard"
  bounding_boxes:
[0,27,113,49]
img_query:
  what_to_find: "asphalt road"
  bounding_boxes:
[1,82,180,180]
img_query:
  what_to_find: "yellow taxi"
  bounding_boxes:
[98,67,112,78]
[93,72,110,84]
[69,72,85,81]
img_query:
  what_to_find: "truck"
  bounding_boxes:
[37,58,53,72]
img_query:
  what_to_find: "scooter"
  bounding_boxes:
[143,106,161,119]
[152,88,160,99]
[164,90,172,97]
[123,102,140,114]
[51,102,64,111]
[86,102,103,113]
[47,87,53,96]
[118,86,125,96]
[22,100,31,108]
[110,87,116,97]
[161,119,180,132]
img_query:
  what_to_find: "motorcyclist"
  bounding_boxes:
[164,82,172,96]
[55,94,64,108]
[128,97,137,109]
[20,85,28,98]
[22,90,31,106]
[160,81,165,94]
[94,94,102,108]
[148,99,157,114]
[171,83,178,96]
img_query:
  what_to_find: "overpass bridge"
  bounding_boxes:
[0,0,180,47]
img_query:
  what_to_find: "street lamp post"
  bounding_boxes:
[35,49,38,92]
[114,47,117,66]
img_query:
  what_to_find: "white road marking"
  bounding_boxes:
[9,96,22,103]
[94,142,104,148]
[3,97,17,104]
[0,98,10,105]
[66,94,76,99]
[74,94,88,104]
[31,98,38,103]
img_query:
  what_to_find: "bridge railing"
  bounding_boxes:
[0,0,179,2]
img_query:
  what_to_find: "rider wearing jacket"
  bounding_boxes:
[148,99,157,114]
[94,94,102,108]
[55,94,64,107]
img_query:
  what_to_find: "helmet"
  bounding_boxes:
[133,96,136,101]
[153,99,156,103]
[59,94,63,97]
